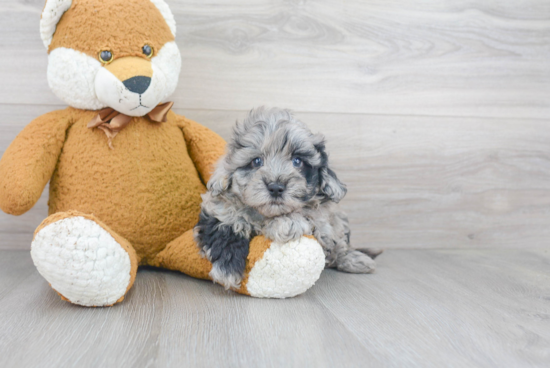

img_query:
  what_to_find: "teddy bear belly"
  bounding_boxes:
[47,117,206,263]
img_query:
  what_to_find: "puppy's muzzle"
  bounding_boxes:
[267,182,286,198]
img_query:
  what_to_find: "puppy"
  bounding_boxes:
[194,107,382,289]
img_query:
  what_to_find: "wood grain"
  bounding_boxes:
[0,249,548,368]
[312,248,550,367]
[2,105,550,250]
[0,0,548,118]
[1,1,549,366]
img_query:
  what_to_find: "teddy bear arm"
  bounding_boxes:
[175,114,226,185]
[0,109,73,215]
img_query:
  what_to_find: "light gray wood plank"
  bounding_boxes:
[0,0,549,118]
[0,249,34,300]
[0,249,549,367]
[0,263,169,368]
[312,248,550,368]
[2,105,550,250]
[153,270,377,368]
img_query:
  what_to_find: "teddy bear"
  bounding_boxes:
[0,0,326,307]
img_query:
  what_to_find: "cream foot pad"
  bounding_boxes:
[246,236,326,298]
[31,216,132,306]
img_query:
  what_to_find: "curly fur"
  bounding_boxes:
[194,107,382,289]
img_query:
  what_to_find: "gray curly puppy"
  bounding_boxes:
[194,107,382,289]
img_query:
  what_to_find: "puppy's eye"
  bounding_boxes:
[99,50,113,64]
[292,157,303,168]
[142,44,153,58]
[251,157,263,168]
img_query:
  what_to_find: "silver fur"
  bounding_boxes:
[196,107,381,289]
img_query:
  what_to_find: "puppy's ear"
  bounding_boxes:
[315,136,347,203]
[319,167,347,203]
[207,161,232,196]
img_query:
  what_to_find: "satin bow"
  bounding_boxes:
[88,101,174,149]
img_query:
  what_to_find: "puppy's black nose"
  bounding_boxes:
[123,76,151,94]
[267,182,286,198]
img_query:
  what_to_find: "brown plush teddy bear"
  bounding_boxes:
[0,0,325,307]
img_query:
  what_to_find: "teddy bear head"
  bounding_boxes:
[41,0,181,117]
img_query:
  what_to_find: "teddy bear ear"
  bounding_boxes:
[40,0,73,49]
[149,0,177,37]
[39,0,177,49]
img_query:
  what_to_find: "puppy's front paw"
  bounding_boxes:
[336,250,376,274]
[263,214,311,244]
[209,262,244,290]
[195,211,250,290]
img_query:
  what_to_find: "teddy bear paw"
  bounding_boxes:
[31,216,132,307]
[245,236,325,298]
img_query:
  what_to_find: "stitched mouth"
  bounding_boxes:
[130,103,149,111]
[129,95,149,111]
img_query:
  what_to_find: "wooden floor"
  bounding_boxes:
[0,249,548,368]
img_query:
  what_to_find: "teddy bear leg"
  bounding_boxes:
[31,211,138,307]
[148,229,213,280]
[151,230,325,298]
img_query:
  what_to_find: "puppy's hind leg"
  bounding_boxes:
[331,211,379,273]
[355,247,384,260]
[194,211,250,290]
[336,250,377,274]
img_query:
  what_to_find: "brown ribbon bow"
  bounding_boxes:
[88,101,174,149]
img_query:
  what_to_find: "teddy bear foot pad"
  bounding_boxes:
[31,216,133,307]
[243,237,326,298]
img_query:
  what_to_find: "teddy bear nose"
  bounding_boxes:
[267,182,286,198]
[123,76,151,94]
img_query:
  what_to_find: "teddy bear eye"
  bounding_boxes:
[142,44,153,58]
[99,50,113,64]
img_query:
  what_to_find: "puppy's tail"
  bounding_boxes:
[355,248,384,260]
